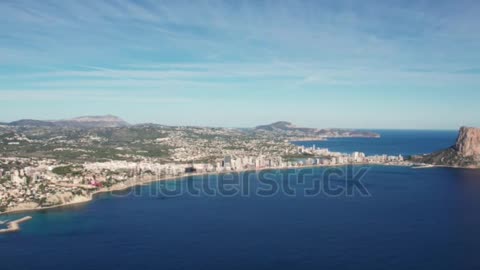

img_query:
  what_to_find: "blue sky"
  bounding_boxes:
[1,0,479,129]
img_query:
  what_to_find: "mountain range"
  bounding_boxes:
[255,121,380,138]
[3,115,129,128]
[1,116,380,138]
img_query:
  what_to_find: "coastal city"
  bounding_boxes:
[0,134,408,214]
[2,1,480,269]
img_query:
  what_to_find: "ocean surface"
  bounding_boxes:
[294,129,459,156]
[3,130,480,270]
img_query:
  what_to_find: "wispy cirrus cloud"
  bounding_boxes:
[0,89,193,104]
[1,0,479,67]
[1,1,480,128]
[3,62,480,91]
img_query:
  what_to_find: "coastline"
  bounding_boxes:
[412,164,480,170]
[0,162,413,217]
[4,161,477,217]
[289,135,380,142]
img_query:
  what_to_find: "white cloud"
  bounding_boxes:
[2,0,479,67]
[1,1,480,95]
[0,89,192,104]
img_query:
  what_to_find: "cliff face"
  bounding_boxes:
[412,127,480,168]
[455,127,480,158]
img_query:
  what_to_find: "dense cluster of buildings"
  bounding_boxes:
[297,145,404,166]
[158,128,297,163]
[0,158,89,211]
[0,132,409,214]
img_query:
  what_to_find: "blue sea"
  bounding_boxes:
[294,129,459,156]
[3,130,480,270]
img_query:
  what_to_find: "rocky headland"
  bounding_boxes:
[413,127,480,168]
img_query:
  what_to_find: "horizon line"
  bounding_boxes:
[0,115,462,132]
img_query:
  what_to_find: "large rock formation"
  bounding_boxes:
[455,127,480,157]
[413,127,480,168]
[55,115,130,128]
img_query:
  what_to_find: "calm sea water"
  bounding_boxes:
[2,130,480,270]
[294,129,458,156]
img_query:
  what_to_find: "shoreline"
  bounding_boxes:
[0,162,411,217]
[289,135,380,142]
[412,164,480,170]
[1,161,475,217]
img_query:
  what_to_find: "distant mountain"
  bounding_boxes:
[255,121,380,138]
[256,121,312,132]
[5,115,129,128]
[56,115,130,128]
[8,119,57,127]
[412,127,480,168]
[256,121,295,131]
